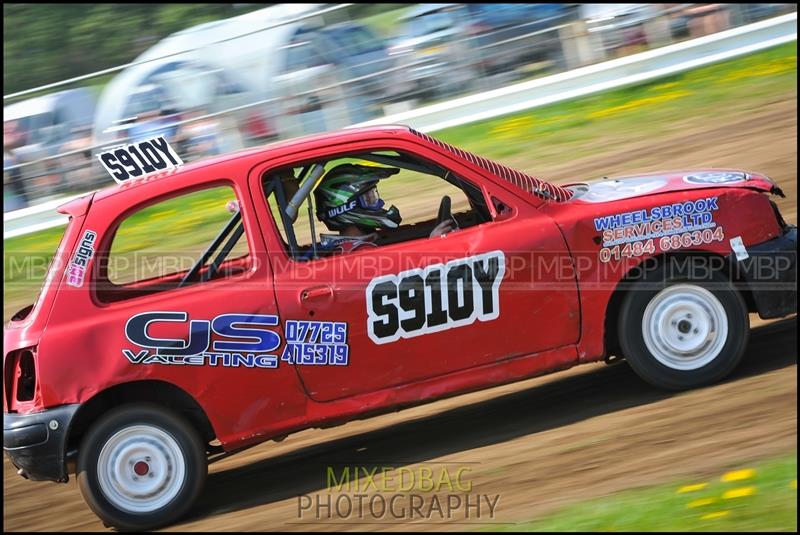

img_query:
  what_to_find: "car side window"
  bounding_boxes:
[284,39,325,71]
[264,150,493,262]
[344,27,383,54]
[96,184,250,303]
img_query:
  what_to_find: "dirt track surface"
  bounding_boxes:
[4,96,797,531]
[4,319,796,532]
[529,93,798,227]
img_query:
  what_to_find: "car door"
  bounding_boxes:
[57,179,313,442]
[255,139,580,402]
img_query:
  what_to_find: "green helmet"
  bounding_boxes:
[314,163,402,231]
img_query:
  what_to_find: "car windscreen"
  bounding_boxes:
[328,26,384,55]
[124,88,166,117]
[18,112,56,144]
[407,11,458,37]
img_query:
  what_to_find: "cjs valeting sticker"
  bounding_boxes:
[281,320,349,366]
[123,312,349,369]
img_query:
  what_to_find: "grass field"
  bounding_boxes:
[437,42,797,166]
[3,42,797,321]
[491,453,797,532]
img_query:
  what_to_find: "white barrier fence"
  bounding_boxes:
[4,12,796,240]
[351,12,797,132]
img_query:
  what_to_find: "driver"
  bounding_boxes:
[314,163,456,256]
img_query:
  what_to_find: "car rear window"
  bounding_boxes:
[104,185,249,290]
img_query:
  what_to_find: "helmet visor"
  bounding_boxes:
[359,186,385,210]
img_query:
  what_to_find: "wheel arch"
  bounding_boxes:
[66,380,217,465]
[602,250,756,360]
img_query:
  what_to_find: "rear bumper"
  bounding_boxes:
[733,225,797,319]
[4,404,80,483]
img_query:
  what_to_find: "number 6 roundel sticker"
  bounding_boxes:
[97,136,183,184]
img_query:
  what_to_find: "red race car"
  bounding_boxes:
[4,126,796,530]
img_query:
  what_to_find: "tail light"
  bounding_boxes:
[4,348,38,412]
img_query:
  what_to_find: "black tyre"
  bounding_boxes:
[77,403,207,531]
[618,259,749,390]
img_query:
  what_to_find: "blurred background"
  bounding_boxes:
[3,5,797,532]
[4,3,795,213]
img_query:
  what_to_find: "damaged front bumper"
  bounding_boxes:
[732,225,797,319]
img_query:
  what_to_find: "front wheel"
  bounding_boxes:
[77,403,207,531]
[618,262,749,390]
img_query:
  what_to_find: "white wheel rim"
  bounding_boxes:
[642,284,728,371]
[97,425,186,513]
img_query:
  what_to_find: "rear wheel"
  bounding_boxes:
[77,404,207,531]
[618,260,749,390]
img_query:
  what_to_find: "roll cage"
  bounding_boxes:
[263,149,492,261]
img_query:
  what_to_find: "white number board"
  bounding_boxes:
[97,136,183,184]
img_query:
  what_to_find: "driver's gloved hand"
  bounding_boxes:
[430,219,456,238]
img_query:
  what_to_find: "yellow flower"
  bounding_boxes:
[677,483,708,493]
[587,90,691,120]
[722,486,756,499]
[721,469,755,482]
[649,81,679,92]
[701,511,730,520]
[687,498,717,508]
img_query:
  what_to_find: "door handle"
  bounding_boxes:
[300,285,333,302]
